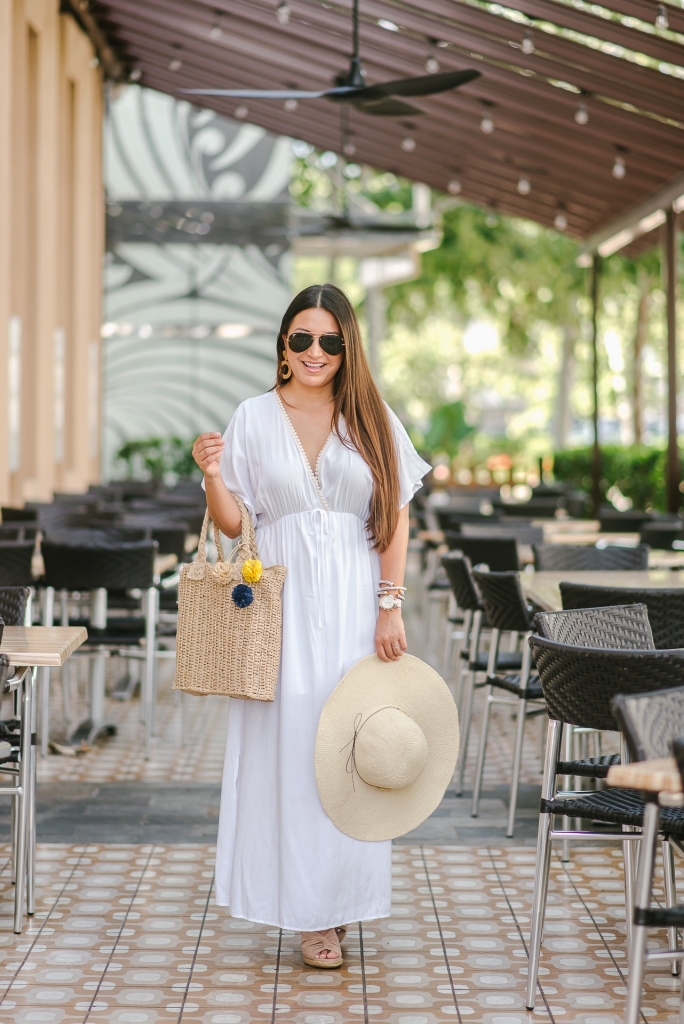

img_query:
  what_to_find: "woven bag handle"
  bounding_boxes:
[196,494,257,569]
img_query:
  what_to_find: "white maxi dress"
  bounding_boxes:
[213,390,430,931]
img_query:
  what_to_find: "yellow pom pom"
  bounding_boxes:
[241,559,263,584]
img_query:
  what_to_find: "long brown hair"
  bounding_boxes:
[276,284,400,552]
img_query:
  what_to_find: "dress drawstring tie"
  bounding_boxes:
[308,508,335,628]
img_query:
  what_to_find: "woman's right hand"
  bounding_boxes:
[192,433,225,479]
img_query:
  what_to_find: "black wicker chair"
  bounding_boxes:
[0,542,35,586]
[525,638,684,1010]
[611,686,684,1022]
[560,581,684,649]
[640,523,684,550]
[444,534,520,571]
[441,553,523,796]
[533,543,650,571]
[41,539,160,749]
[469,570,543,836]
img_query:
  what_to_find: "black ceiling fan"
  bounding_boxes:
[181,0,480,116]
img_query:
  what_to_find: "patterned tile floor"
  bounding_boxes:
[0,843,678,1024]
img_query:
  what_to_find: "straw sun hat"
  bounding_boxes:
[315,654,460,841]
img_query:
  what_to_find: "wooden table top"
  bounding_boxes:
[607,757,682,796]
[0,626,87,667]
[521,570,684,612]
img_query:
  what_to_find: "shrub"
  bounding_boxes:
[116,437,199,481]
[553,445,679,512]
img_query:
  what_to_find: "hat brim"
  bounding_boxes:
[315,654,459,841]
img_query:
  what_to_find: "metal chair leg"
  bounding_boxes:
[14,668,34,933]
[454,609,472,710]
[471,628,501,817]
[471,685,494,817]
[26,668,37,916]
[507,698,527,838]
[663,838,680,976]
[625,799,660,1024]
[526,716,562,1011]
[456,610,482,796]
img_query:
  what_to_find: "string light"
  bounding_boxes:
[612,155,626,179]
[448,179,462,194]
[343,141,356,157]
[401,137,416,152]
[285,99,298,111]
[656,3,669,28]
[276,2,291,24]
[210,10,223,38]
[554,209,568,231]
[425,55,440,72]
[575,101,588,125]
[522,30,534,54]
[129,68,142,82]
[481,116,494,134]
[235,105,249,119]
[517,177,531,195]
[168,58,182,71]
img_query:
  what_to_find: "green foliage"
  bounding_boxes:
[387,205,586,357]
[424,402,474,457]
[116,437,199,481]
[553,445,674,511]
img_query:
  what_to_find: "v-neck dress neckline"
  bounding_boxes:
[275,389,333,509]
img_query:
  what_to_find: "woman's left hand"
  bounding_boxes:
[375,608,408,663]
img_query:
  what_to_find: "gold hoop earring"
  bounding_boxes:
[280,356,292,380]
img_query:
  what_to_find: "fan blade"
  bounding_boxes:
[348,69,481,103]
[353,97,422,116]
[180,88,327,99]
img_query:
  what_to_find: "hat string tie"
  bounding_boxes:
[340,706,406,791]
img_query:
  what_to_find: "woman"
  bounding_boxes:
[192,283,429,967]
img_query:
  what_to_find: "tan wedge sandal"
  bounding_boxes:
[301,928,343,969]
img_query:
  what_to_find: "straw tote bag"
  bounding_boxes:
[174,495,287,699]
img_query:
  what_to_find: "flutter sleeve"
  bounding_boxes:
[201,402,257,522]
[386,404,432,509]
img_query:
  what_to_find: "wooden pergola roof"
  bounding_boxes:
[81,0,684,244]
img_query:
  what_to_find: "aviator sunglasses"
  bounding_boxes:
[286,330,345,356]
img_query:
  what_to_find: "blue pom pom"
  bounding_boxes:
[232,584,254,608]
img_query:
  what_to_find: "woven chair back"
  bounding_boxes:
[441,552,482,611]
[444,535,519,571]
[560,582,684,649]
[0,541,35,586]
[534,604,654,650]
[533,543,649,571]
[472,570,532,632]
[42,539,157,591]
[640,524,684,550]
[0,586,30,626]
[612,685,684,762]
[529,636,684,730]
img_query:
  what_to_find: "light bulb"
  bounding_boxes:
[522,30,534,54]
[575,101,588,125]
[284,99,298,111]
[517,177,530,195]
[235,105,249,119]
[210,24,222,39]
[168,58,182,71]
[437,40,449,48]
[481,116,494,134]
[612,155,626,179]
[401,137,416,152]
[554,211,567,231]
[425,56,440,73]
[129,68,142,82]
[448,179,462,195]
[343,141,356,157]
[656,3,669,28]
[277,2,291,24]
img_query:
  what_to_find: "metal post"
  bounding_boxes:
[590,256,602,516]
[89,589,107,736]
[40,587,54,757]
[26,667,37,916]
[14,668,34,933]
[625,799,660,1024]
[665,206,680,514]
[144,587,159,760]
